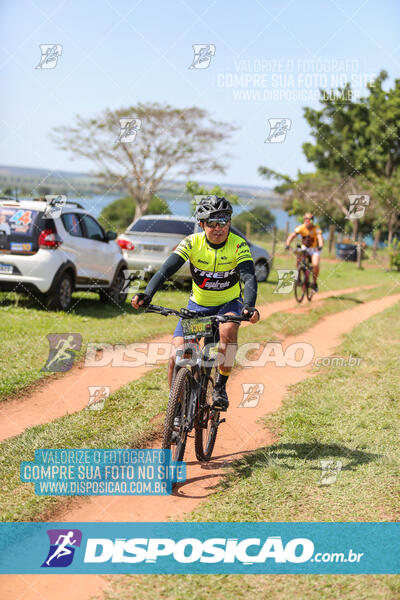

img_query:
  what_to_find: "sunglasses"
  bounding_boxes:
[205,218,230,228]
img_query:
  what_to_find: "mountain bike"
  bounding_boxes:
[293,245,314,303]
[145,304,249,463]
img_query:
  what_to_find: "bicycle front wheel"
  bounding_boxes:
[195,366,220,461]
[162,367,191,462]
[306,277,313,301]
[294,266,306,303]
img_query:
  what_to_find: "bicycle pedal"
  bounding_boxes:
[218,418,226,425]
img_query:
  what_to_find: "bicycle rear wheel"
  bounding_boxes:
[294,266,306,303]
[162,367,191,462]
[195,366,220,461]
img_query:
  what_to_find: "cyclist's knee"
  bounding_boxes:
[220,325,238,345]
[171,336,184,360]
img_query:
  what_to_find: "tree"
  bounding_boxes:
[98,195,171,232]
[232,206,275,235]
[259,71,400,242]
[51,102,237,221]
[185,180,239,215]
[302,71,400,242]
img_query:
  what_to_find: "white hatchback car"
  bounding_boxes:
[0,197,127,310]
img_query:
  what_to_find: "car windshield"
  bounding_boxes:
[128,219,195,235]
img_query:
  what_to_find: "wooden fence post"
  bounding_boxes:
[270,226,277,269]
[352,218,359,242]
[328,224,335,257]
[284,220,289,241]
[373,229,380,261]
[246,221,251,240]
[357,232,363,269]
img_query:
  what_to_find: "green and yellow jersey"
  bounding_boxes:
[173,231,253,306]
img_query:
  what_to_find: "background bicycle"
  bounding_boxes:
[294,245,314,303]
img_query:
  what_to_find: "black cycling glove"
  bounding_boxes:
[241,304,259,319]
[134,292,152,307]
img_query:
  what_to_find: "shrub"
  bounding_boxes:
[389,238,400,271]
[99,195,170,232]
[232,205,275,235]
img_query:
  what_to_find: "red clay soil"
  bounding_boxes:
[0,285,376,442]
[2,291,398,600]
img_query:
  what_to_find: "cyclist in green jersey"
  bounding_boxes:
[131,196,259,411]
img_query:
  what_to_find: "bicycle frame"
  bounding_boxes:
[173,323,219,434]
[295,248,312,272]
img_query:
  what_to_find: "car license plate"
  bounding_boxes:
[0,263,13,274]
[143,244,163,252]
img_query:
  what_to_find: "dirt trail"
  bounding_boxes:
[0,285,376,442]
[2,291,398,600]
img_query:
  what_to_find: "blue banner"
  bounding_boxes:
[0,522,399,574]
[20,449,186,495]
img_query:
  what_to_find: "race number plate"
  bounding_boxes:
[182,316,213,338]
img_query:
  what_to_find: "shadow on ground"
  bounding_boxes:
[226,441,381,480]
[326,295,365,304]
[0,291,134,318]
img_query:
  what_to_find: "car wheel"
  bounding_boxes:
[255,260,269,282]
[99,269,127,306]
[45,272,73,311]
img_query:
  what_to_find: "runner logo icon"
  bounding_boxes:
[41,529,82,568]
[36,44,63,69]
[188,44,216,69]
[41,333,82,372]
[265,118,291,143]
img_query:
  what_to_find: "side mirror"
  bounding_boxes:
[106,231,117,241]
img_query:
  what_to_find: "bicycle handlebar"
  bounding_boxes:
[145,304,251,323]
[293,244,308,253]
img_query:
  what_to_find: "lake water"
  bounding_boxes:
[67,194,299,231]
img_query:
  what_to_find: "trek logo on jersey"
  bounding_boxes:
[192,266,239,290]
[41,529,82,568]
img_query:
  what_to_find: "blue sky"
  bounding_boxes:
[1,0,399,187]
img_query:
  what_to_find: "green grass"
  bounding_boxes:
[235,284,399,365]
[103,573,400,600]
[0,286,189,401]
[0,284,397,524]
[1,260,398,402]
[187,301,400,523]
[0,367,169,522]
[101,295,400,600]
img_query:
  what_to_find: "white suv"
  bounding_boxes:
[0,198,128,311]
